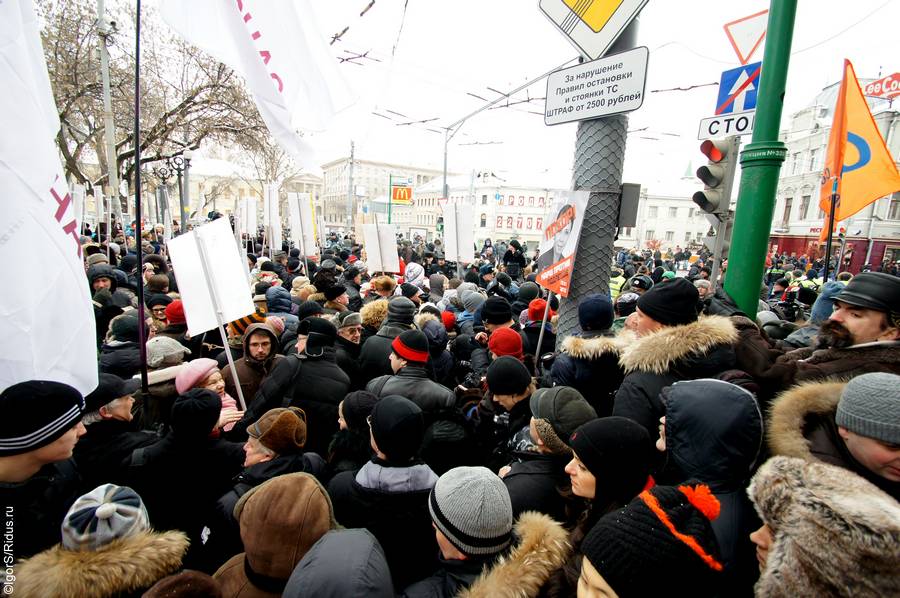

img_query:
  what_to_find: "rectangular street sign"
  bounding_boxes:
[545,46,648,126]
[716,62,761,114]
[698,109,755,140]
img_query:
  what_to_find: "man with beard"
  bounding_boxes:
[739,272,900,401]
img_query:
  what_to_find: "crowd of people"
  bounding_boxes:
[1,223,899,597]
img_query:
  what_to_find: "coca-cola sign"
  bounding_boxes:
[864,73,900,99]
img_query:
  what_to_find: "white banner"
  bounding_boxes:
[246,196,258,238]
[441,204,475,264]
[159,0,354,169]
[265,183,282,251]
[362,223,400,274]
[167,217,255,337]
[0,0,97,394]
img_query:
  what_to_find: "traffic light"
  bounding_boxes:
[436,216,444,233]
[693,138,739,217]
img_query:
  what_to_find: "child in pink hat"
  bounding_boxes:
[175,358,242,432]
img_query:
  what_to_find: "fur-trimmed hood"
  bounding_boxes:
[414,311,439,329]
[559,333,622,360]
[619,315,738,375]
[459,512,571,598]
[14,530,188,598]
[767,380,845,460]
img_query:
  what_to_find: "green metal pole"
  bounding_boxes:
[388,174,393,224]
[724,0,797,318]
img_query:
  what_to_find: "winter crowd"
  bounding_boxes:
[1,227,899,598]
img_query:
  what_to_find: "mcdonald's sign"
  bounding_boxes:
[391,185,413,205]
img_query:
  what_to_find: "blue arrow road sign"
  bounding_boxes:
[716,62,761,115]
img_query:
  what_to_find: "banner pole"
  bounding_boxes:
[532,291,553,376]
[191,229,248,412]
[132,0,149,393]
[822,177,839,282]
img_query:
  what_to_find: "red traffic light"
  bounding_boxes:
[700,139,728,162]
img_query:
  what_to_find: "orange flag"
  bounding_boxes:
[819,60,900,241]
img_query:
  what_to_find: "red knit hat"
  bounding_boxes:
[488,327,523,360]
[165,300,186,326]
[392,329,429,363]
[528,298,548,322]
[440,310,457,332]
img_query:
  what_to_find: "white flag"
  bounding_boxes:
[0,0,98,394]
[266,183,283,252]
[159,0,354,169]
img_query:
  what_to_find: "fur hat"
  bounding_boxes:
[488,327,524,360]
[0,381,84,456]
[247,407,307,454]
[298,317,337,353]
[835,372,900,444]
[582,483,724,597]
[530,386,597,454]
[749,456,900,597]
[370,395,425,463]
[323,284,347,302]
[486,356,532,396]
[62,484,150,551]
[429,466,513,557]
[146,336,191,368]
[174,358,220,394]
[337,311,362,329]
[144,571,222,598]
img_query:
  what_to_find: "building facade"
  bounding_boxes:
[619,179,715,252]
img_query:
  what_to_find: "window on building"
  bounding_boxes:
[808,149,820,172]
[799,195,811,220]
[480,213,486,227]
[685,232,692,242]
[782,197,793,227]
[648,206,658,218]
[889,193,900,220]
[645,230,656,240]
[668,207,678,218]
[665,231,675,241]
[622,227,632,236]
[688,208,694,219]
[482,194,488,205]
[791,153,801,175]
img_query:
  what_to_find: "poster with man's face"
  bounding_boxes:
[536,190,589,297]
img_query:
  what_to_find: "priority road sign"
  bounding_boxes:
[716,62,761,115]
[539,0,648,61]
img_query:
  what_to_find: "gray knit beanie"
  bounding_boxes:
[61,484,150,551]
[429,466,513,556]
[387,296,416,325]
[836,373,900,444]
[462,291,486,314]
[146,335,191,368]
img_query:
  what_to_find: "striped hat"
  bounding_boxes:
[228,309,267,337]
[391,329,429,363]
[0,381,84,456]
[62,484,150,551]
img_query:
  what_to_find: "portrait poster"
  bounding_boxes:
[536,189,589,297]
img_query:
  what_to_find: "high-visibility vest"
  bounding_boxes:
[609,275,626,300]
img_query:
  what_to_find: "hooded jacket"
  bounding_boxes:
[265,286,299,326]
[98,340,143,379]
[334,334,364,390]
[13,530,189,598]
[458,512,570,598]
[550,331,625,417]
[612,315,738,438]
[661,379,764,596]
[767,380,900,501]
[221,323,284,404]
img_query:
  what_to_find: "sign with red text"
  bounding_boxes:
[536,190,589,297]
[864,72,900,100]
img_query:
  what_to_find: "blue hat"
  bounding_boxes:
[809,281,845,324]
[479,264,494,276]
[579,293,614,331]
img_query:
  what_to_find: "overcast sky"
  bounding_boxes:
[279,1,900,188]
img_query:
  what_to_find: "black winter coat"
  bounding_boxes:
[0,460,81,560]
[334,335,364,391]
[522,322,556,358]
[612,316,738,439]
[328,460,439,590]
[98,341,142,378]
[550,332,624,417]
[359,322,414,384]
[72,419,158,492]
[366,366,455,414]
[402,555,496,598]
[502,453,569,522]
[344,280,364,312]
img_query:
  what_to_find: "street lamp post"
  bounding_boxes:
[151,163,172,225]
[168,154,186,232]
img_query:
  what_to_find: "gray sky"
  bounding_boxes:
[298,1,899,188]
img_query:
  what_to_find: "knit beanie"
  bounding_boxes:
[387,296,416,325]
[0,380,85,456]
[146,335,191,368]
[146,293,173,310]
[488,327,524,360]
[581,483,723,597]
[528,298,548,322]
[174,358,220,394]
[61,484,150,551]
[323,284,347,302]
[481,296,512,325]
[165,300,187,326]
[392,329,429,363]
[517,281,540,304]
[808,281,846,324]
[370,395,425,463]
[298,317,337,353]
[836,373,900,444]
[462,291,486,314]
[616,292,640,317]
[579,293,614,331]
[636,278,699,326]
[110,315,145,343]
[248,407,307,454]
[429,466,513,557]
[265,316,286,337]
[421,319,449,358]
[400,282,422,300]
[486,356,532,396]
[228,309,267,337]
[170,388,221,438]
[530,387,597,454]
[569,417,654,505]
[440,310,457,332]
[297,300,325,321]
[341,391,379,432]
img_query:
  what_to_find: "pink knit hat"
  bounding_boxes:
[175,358,220,394]
[265,316,286,336]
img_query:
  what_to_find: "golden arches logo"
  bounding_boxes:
[392,186,413,204]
